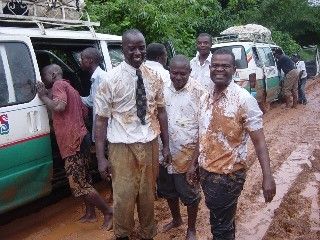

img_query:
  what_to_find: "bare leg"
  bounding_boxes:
[186,202,199,240]
[84,191,113,230]
[79,197,97,222]
[163,198,183,231]
[291,89,298,108]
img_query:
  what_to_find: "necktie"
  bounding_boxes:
[136,69,147,125]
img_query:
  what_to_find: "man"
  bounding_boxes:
[157,55,207,240]
[292,54,308,105]
[94,29,171,240]
[80,47,107,141]
[36,64,113,229]
[145,42,170,85]
[195,48,276,239]
[190,33,213,89]
[274,49,299,108]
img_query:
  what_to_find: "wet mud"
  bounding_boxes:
[1,79,320,240]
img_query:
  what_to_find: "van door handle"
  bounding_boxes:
[27,111,40,133]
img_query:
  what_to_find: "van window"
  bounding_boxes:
[211,45,248,69]
[0,42,36,107]
[108,44,124,67]
[257,47,276,67]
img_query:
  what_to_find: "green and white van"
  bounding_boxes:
[0,15,124,214]
[211,37,282,108]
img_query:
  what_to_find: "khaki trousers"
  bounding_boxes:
[109,138,159,238]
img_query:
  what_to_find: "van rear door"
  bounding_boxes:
[0,35,52,213]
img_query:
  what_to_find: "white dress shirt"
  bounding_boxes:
[198,81,263,174]
[296,61,307,78]
[95,61,165,144]
[161,77,208,174]
[190,52,214,89]
[145,60,170,87]
[81,66,107,141]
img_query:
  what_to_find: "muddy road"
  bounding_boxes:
[1,79,320,240]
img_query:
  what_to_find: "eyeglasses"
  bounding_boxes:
[210,64,233,70]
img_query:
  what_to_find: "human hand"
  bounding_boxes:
[98,156,112,181]
[186,164,199,186]
[36,81,48,98]
[162,146,172,166]
[262,175,276,203]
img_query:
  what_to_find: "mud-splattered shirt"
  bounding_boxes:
[95,61,165,144]
[190,52,214,89]
[198,81,263,174]
[160,77,208,174]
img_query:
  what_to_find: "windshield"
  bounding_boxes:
[211,45,248,69]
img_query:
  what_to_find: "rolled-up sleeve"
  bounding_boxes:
[94,80,112,118]
[242,95,263,132]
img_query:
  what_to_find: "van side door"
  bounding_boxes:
[256,46,281,102]
[0,36,52,213]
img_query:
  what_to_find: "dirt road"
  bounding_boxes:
[1,79,320,240]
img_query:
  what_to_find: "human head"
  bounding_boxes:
[41,64,63,88]
[80,47,102,74]
[210,48,236,89]
[122,29,146,69]
[169,54,191,91]
[274,48,284,60]
[146,43,168,67]
[196,33,212,57]
[292,53,300,63]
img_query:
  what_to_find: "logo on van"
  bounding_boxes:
[0,114,9,135]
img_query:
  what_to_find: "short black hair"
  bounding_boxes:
[274,48,283,55]
[82,47,103,64]
[169,54,190,68]
[122,29,144,41]
[146,43,166,61]
[197,33,213,44]
[212,48,236,66]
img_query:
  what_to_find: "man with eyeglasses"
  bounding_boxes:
[190,48,276,239]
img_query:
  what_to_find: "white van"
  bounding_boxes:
[211,35,282,109]
[0,15,124,214]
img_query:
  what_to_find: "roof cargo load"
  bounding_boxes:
[0,0,85,20]
[214,24,273,43]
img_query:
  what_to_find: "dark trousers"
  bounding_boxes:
[298,77,307,103]
[200,168,246,240]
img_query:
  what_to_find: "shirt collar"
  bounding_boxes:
[91,66,103,82]
[145,60,165,70]
[122,61,139,76]
[212,80,236,99]
[168,77,191,93]
[196,52,212,66]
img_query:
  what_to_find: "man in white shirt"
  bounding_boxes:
[94,29,171,240]
[193,48,276,240]
[292,54,308,104]
[157,55,207,240]
[145,43,170,86]
[190,33,213,89]
[80,47,107,141]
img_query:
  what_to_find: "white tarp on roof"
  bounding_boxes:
[221,24,272,42]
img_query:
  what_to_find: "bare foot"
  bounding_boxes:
[78,214,97,223]
[101,210,113,230]
[162,219,183,232]
[186,228,197,240]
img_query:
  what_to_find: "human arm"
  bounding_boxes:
[95,115,110,180]
[36,81,66,112]
[157,106,172,165]
[186,140,200,186]
[249,129,276,203]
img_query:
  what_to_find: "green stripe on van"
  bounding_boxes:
[0,135,53,214]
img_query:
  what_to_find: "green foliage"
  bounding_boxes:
[84,0,320,59]
[272,30,301,56]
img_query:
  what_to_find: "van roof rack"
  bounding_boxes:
[213,33,273,44]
